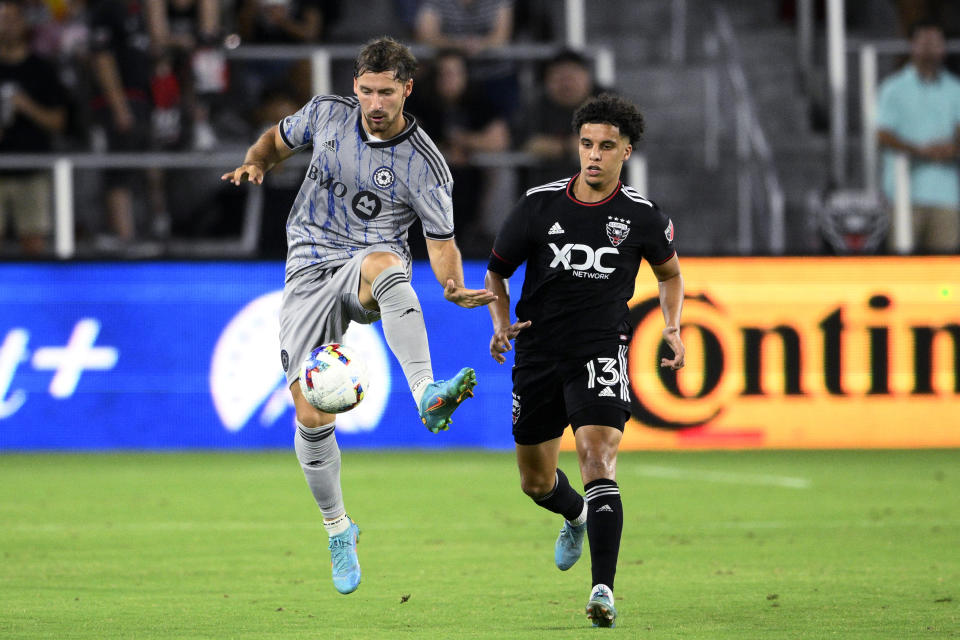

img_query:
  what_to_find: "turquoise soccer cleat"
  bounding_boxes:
[586,584,617,628]
[328,519,361,595]
[554,520,587,571]
[418,368,477,433]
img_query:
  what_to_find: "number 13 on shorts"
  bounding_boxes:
[584,345,630,401]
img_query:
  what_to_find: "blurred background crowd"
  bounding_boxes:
[1,0,959,260]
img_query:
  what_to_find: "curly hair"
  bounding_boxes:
[572,93,645,146]
[354,36,418,82]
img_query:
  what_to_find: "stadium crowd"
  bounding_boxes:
[1,0,959,257]
[0,0,583,258]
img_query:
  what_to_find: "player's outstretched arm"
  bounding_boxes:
[651,255,685,370]
[484,270,530,364]
[425,238,497,308]
[221,125,295,186]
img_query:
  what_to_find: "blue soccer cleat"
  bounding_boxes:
[555,520,587,570]
[418,368,477,433]
[586,584,617,628]
[328,519,361,594]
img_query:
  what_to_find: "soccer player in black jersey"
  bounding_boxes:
[485,93,685,628]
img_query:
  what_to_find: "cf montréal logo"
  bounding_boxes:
[373,166,395,189]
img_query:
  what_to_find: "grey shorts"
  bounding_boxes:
[279,244,408,386]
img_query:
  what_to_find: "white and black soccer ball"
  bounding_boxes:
[298,344,369,413]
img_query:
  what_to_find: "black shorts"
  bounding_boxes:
[511,344,631,446]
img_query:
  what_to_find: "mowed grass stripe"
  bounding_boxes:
[0,449,957,639]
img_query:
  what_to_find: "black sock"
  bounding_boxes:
[585,478,623,591]
[533,468,585,522]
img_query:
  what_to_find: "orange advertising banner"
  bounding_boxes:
[562,257,960,450]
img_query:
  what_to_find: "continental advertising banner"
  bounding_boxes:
[594,256,960,450]
[1,259,958,451]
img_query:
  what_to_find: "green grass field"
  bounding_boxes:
[1,449,957,639]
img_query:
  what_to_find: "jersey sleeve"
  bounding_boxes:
[640,204,677,265]
[487,196,530,277]
[278,97,322,150]
[412,180,455,240]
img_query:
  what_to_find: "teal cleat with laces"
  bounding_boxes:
[585,584,617,628]
[328,519,361,594]
[554,520,587,570]
[418,368,477,433]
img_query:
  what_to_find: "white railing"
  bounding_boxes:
[224,42,617,101]
[0,151,266,258]
[856,39,960,191]
[826,0,847,186]
[850,39,960,254]
[706,4,786,254]
[0,150,647,259]
[1,30,626,258]
[891,152,912,253]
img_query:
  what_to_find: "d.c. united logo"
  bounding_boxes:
[606,217,630,247]
[664,219,674,242]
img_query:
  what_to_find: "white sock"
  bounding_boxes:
[371,266,434,402]
[412,376,433,406]
[568,502,588,527]
[323,512,350,536]
[294,421,344,520]
[591,584,614,603]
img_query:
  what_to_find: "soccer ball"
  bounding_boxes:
[298,344,369,413]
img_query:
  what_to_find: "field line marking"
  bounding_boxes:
[628,464,812,489]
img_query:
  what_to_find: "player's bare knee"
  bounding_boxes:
[290,382,335,428]
[295,405,335,429]
[360,251,404,282]
[578,449,616,483]
[519,472,556,499]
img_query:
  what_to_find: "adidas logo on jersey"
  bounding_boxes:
[548,222,565,235]
[323,139,336,152]
[598,386,616,398]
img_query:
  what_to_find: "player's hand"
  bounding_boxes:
[490,320,531,364]
[443,279,497,308]
[221,162,266,186]
[660,326,685,370]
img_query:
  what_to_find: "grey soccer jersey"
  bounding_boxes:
[278,94,455,281]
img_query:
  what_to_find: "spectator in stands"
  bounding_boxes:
[877,19,960,253]
[236,0,339,44]
[31,0,91,62]
[517,48,607,187]
[234,0,340,117]
[891,1,960,73]
[406,47,510,256]
[251,89,302,258]
[414,0,519,116]
[145,0,222,150]
[89,0,168,248]
[30,0,89,139]
[0,0,69,255]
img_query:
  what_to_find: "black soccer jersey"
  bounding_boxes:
[487,175,676,359]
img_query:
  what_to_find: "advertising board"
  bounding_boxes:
[2,258,957,451]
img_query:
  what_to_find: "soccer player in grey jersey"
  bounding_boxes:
[222,37,495,595]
